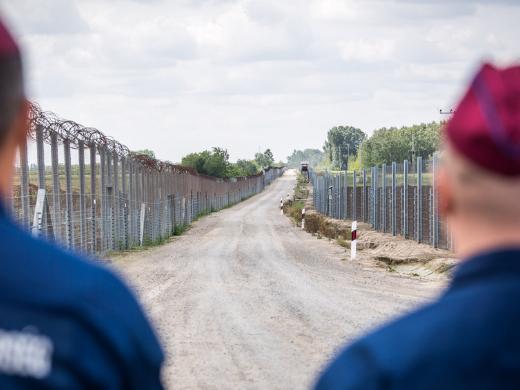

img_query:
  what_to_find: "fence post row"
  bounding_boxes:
[309,153,448,250]
[14,108,285,257]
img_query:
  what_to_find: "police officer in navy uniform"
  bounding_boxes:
[0,19,164,389]
[315,63,520,389]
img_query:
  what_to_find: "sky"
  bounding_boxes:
[1,0,519,163]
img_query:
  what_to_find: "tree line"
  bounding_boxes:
[23,148,277,181]
[181,148,276,178]
[287,122,442,170]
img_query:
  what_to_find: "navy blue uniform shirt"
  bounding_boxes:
[316,248,520,389]
[0,202,164,388]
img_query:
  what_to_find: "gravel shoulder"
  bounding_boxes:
[111,171,446,390]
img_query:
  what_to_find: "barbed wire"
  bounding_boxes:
[27,102,270,181]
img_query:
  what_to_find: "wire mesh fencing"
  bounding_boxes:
[310,155,452,251]
[9,103,284,257]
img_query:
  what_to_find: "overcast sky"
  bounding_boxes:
[1,0,519,163]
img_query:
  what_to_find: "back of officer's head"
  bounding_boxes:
[440,63,520,229]
[0,20,24,149]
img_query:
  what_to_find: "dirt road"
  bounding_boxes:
[113,171,443,389]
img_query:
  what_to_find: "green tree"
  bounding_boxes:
[359,122,441,167]
[203,147,229,178]
[181,148,261,178]
[234,159,259,176]
[181,147,230,178]
[255,149,275,169]
[323,126,366,170]
[264,149,274,166]
[181,150,211,173]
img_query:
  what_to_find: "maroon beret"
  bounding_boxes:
[445,63,520,176]
[0,18,19,57]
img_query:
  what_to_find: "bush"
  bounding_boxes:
[318,219,337,238]
[304,213,322,234]
[303,212,351,242]
[288,200,304,221]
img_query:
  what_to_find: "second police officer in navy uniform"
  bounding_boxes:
[315,63,520,389]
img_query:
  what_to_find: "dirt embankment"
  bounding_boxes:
[285,179,457,281]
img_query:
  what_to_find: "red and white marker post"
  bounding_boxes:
[351,221,357,260]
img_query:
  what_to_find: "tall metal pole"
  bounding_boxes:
[416,156,423,243]
[89,143,97,253]
[432,153,439,248]
[391,162,397,236]
[382,164,386,232]
[19,139,30,227]
[78,140,86,251]
[63,138,74,249]
[403,159,409,238]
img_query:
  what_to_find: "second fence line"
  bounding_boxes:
[309,155,452,251]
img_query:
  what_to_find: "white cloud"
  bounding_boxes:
[0,0,519,163]
[339,39,395,63]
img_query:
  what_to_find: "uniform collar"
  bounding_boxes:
[449,247,520,291]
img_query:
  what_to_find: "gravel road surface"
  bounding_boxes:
[113,171,442,389]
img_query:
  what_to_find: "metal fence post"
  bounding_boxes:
[135,165,142,244]
[382,164,386,232]
[19,139,30,228]
[107,151,115,250]
[113,152,120,250]
[371,167,377,229]
[352,170,357,221]
[36,125,45,190]
[432,154,439,248]
[35,125,50,237]
[121,156,128,249]
[391,162,397,236]
[416,156,423,243]
[78,140,86,251]
[89,143,97,253]
[403,159,408,238]
[139,202,146,246]
[49,132,61,241]
[362,169,366,222]
[63,138,74,249]
[99,147,107,251]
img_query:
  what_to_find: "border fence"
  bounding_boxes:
[310,156,452,250]
[9,103,284,256]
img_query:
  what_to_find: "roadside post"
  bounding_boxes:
[301,208,306,230]
[327,185,333,216]
[280,198,283,215]
[351,221,357,260]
